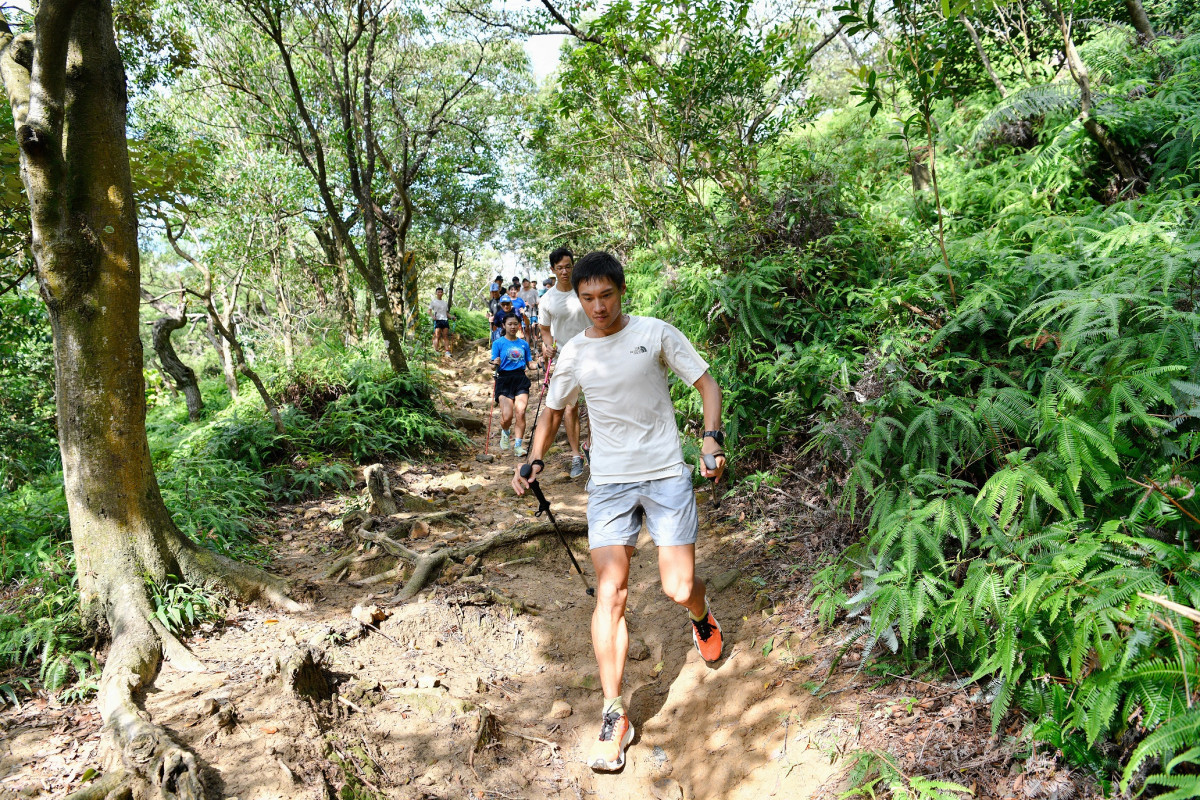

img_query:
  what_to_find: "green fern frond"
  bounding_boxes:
[971,83,1082,147]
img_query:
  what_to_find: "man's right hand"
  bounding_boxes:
[512,461,542,495]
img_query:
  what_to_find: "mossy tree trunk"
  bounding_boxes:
[0,3,298,796]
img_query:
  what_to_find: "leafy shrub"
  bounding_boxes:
[811,154,1200,790]
[0,292,57,489]
[451,308,491,341]
[146,575,228,636]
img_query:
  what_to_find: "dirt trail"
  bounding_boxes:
[0,348,860,800]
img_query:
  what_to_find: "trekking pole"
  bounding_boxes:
[484,371,497,455]
[529,355,552,440]
[701,454,722,509]
[519,463,594,597]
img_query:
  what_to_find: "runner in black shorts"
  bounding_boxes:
[490,314,534,456]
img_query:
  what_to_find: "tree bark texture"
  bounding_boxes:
[1125,0,1155,41]
[0,3,297,795]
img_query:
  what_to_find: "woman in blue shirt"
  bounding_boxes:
[490,315,534,455]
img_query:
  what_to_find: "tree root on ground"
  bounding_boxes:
[343,518,588,600]
[73,544,303,800]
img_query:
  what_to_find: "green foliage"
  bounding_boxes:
[146,574,227,636]
[0,292,57,489]
[451,309,490,342]
[841,750,973,800]
[0,483,96,705]
[802,98,1200,796]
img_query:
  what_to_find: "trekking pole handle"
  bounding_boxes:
[519,463,548,506]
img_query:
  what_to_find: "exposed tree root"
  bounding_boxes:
[344,517,588,601]
[63,769,129,800]
[82,541,304,800]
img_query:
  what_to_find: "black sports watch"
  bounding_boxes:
[702,430,725,447]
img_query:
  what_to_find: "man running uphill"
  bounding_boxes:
[512,251,727,773]
[491,314,534,457]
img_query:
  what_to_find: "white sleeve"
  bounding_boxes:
[659,322,709,386]
[540,295,554,330]
[544,348,580,410]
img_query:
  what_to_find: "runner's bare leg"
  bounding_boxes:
[591,545,633,698]
[657,544,706,617]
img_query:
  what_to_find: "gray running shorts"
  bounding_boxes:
[585,465,699,550]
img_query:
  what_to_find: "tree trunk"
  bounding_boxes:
[960,14,1007,97]
[0,3,297,797]
[268,227,295,371]
[1058,14,1141,184]
[203,316,239,398]
[205,298,285,435]
[314,222,359,346]
[402,251,419,334]
[447,247,461,310]
[1125,0,1155,41]
[150,313,203,422]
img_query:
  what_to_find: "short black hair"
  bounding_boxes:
[571,251,625,293]
[436,286,444,292]
[549,247,574,268]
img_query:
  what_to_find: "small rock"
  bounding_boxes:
[197,697,220,717]
[476,454,495,463]
[454,485,469,495]
[350,604,389,626]
[628,638,650,661]
[416,675,441,689]
[710,568,742,594]
[549,700,573,719]
[651,746,669,767]
[651,777,684,800]
[569,674,601,692]
[410,521,431,539]
[303,507,322,520]
[281,533,294,542]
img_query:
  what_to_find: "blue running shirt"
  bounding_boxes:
[491,337,532,372]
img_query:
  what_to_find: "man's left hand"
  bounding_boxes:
[700,440,726,483]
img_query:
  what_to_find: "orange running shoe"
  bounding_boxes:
[691,605,723,662]
[587,711,634,772]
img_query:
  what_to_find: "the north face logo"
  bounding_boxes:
[629,346,648,354]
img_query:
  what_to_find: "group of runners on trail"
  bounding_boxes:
[431,248,728,774]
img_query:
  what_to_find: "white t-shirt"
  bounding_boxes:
[429,298,449,320]
[545,316,709,484]
[539,285,590,347]
[519,288,539,310]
